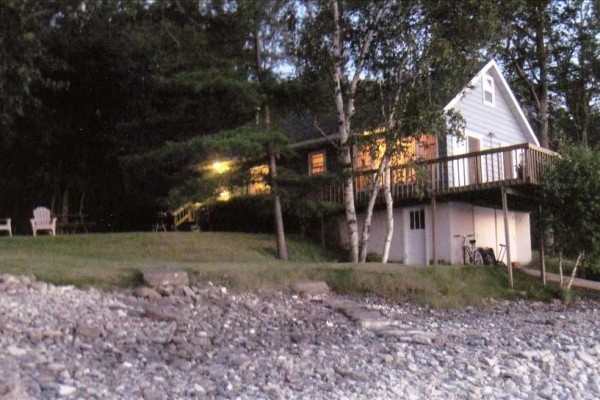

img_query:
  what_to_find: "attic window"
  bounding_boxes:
[483,74,495,106]
[309,150,326,175]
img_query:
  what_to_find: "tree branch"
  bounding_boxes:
[506,38,541,111]
[162,2,182,49]
[174,0,203,29]
[314,117,339,149]
[345,5,384,129]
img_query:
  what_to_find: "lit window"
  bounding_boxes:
[483,74,495,106]
[309,151,326,175]
[249,164,270,194]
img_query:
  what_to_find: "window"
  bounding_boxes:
[248,164,270,194]
[409,209,425,230]
[483,74,495,106]
[309,151,326,175]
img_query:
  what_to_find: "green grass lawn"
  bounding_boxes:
[0,232,553,307]
[531,250,600,282]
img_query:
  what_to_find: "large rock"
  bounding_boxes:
[291,281,330,298]
[142,269,189,289]
[76,323,103,339]
[142,304,182,322]
[0,379,36,400]
[133,286,162,299]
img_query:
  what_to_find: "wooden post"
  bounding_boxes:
[320,214,326,249]
[501,186,514,290]
[431,196,437,265]
[538,203,546,286]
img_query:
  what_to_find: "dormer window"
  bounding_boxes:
[309,150,326,175]
[483,74,495,107]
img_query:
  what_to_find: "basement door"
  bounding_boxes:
[406,208,427,265]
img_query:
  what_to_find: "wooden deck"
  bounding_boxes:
[319,143,558,204]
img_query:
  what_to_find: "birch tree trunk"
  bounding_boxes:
[566,252,584,291]
[330,0,383,262]
[331,0,358,262]
[359,154,386,262]
[381,156,393,263]
[357,75,406,262]
[558,252,564,288]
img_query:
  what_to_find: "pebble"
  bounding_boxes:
[57,384,76,396]
[0,274,598,400]
[6,345,27,357]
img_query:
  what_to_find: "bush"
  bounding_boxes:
[198,195,279,232]
[365,252,383,262]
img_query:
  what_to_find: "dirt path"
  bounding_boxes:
[523,268,600,291]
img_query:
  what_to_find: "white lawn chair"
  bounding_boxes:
[0,218,12,237]
[30,207,57,236]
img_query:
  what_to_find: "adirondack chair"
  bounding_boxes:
[30,207,57,236]
[0,218,12,237]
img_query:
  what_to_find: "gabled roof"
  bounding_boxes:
[444,59,540,146]
[293,59,540,148]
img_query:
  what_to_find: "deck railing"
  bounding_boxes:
[319,143,558,204]
[172,202,197,229]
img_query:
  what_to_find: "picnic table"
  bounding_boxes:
[57,213,95,234]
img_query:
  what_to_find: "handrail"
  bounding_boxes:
[353,143,557,176]
[318,143,558,204]
[526,143,559,156]
[172,202,194,216]
[172,202,197,229]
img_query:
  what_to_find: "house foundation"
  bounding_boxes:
[338,201,532,266]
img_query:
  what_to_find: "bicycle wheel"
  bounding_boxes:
[473,250,484,266]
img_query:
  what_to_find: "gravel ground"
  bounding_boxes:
[0,273,599,400]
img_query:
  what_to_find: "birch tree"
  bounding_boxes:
[355,0,496,262]
[329,0,384,262]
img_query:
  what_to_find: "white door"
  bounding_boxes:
[406,208,427,265]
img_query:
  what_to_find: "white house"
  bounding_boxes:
[354,60,542,265]
[295,60,557,266]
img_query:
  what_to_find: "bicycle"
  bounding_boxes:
[453,234,484,265]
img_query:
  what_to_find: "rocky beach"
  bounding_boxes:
[0,273,599,399]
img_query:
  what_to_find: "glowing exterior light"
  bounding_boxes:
[211,161,230,174]
[217,190,231,201]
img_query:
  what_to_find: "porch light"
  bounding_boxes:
[217,190,231,201]
[211,161,230,174]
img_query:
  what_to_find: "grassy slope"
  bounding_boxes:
[0,232,552,307]
[0,232,334,287]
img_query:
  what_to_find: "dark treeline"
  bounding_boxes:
[0,0,598,232]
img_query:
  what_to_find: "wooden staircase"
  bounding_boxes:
[172,202,201,231]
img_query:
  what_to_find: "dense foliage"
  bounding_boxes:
[0,0,598,232]
[542,144,600,274]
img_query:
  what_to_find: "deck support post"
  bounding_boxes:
[501,186,514,290]
[538,203,547,286]
[431,196,437,265]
